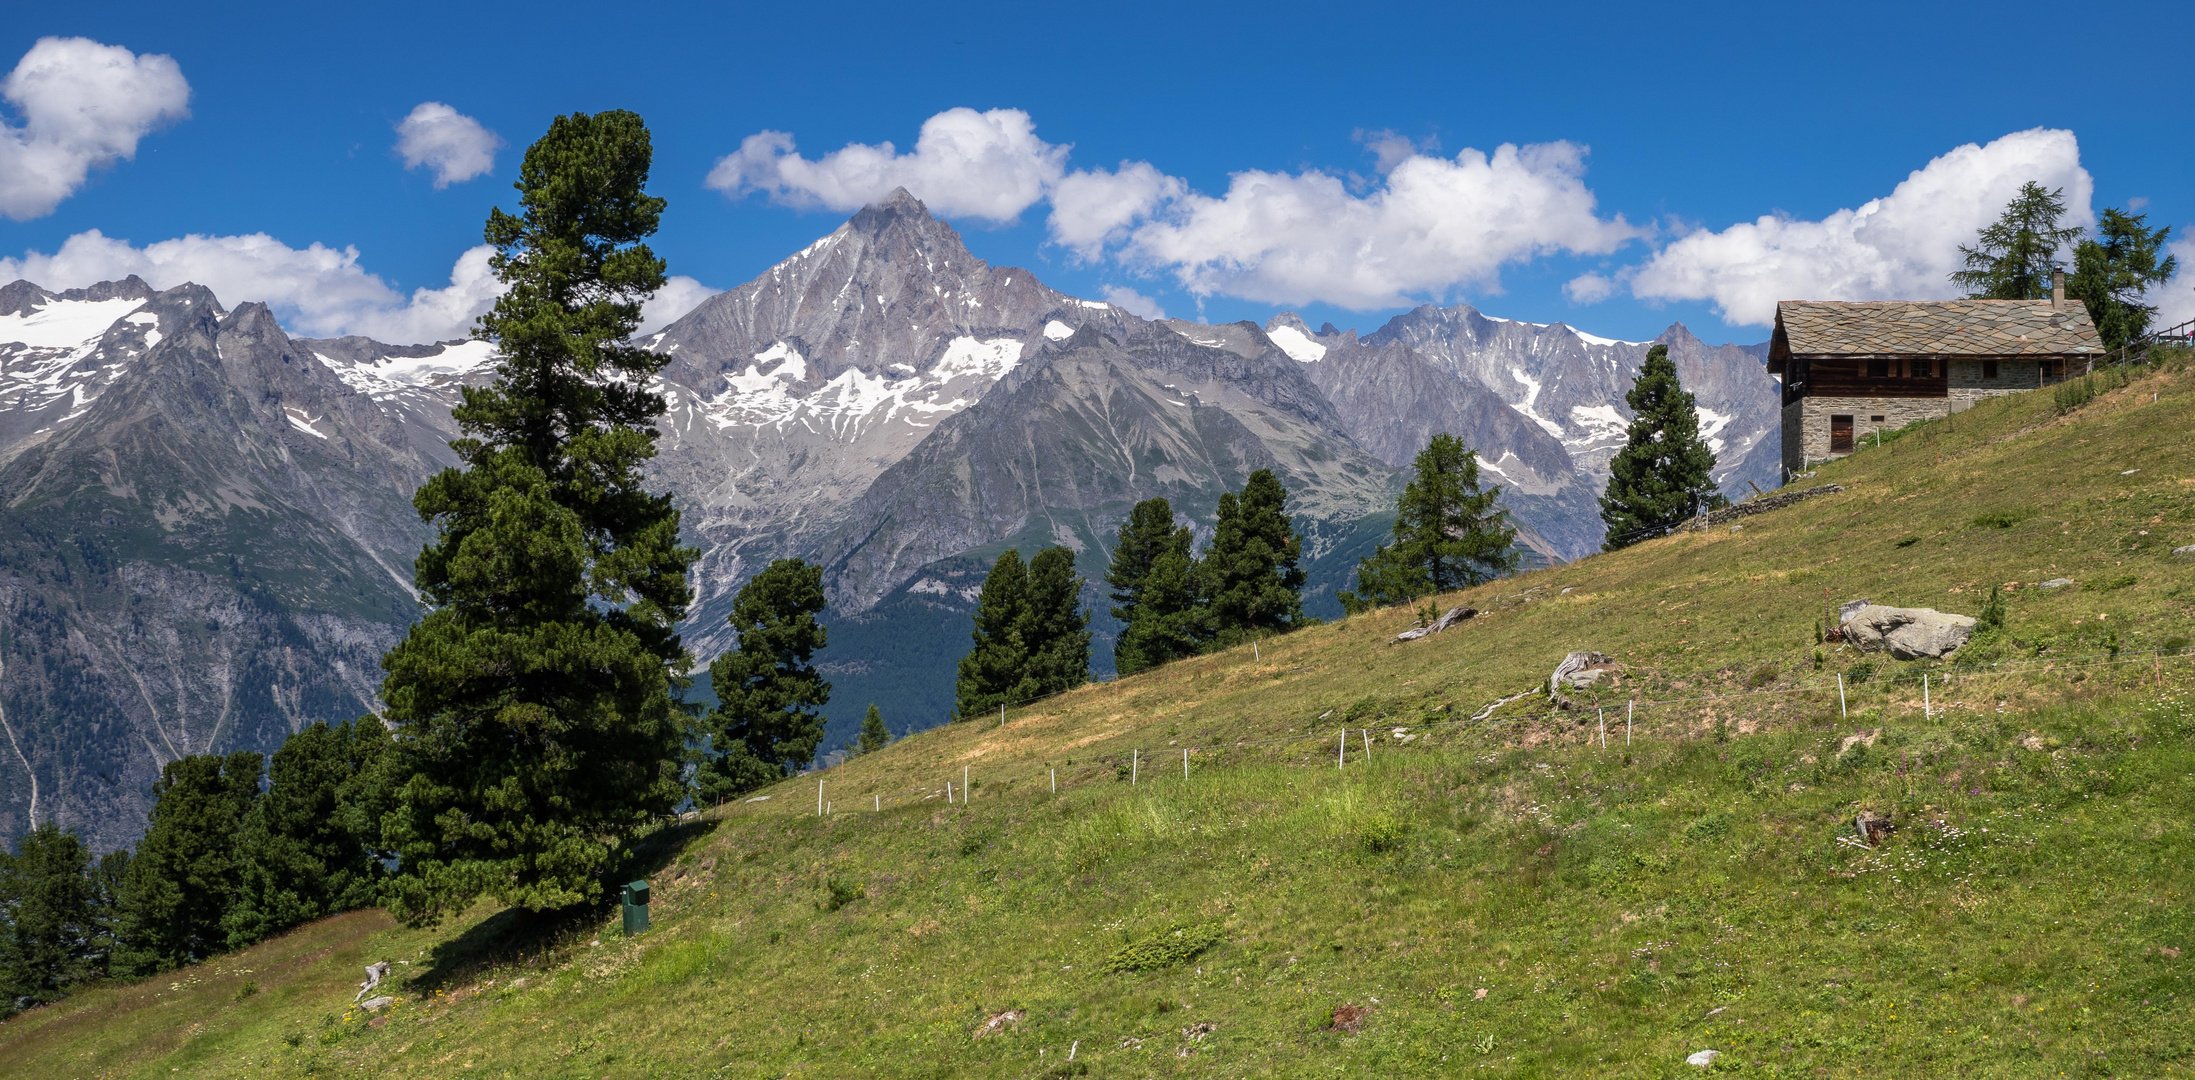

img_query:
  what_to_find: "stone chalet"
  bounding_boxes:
[1769,278,2102,477]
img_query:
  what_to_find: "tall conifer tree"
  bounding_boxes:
[0,823,98,1012]
[1599,345,1721,550]
[695,558,830,799]
[2070,207,2177,355]
[1113,542,1208,673]
[1018,546,1091,698]
[378,110,697,925]
[1203,470,1305,641]
[1107,497,1205,675]
[955,550,1029,719]
[1342,434,1516,612]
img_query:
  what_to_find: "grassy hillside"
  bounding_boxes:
[5,362,2194,1078]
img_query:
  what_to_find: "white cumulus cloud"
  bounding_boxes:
[0,37,190,221]
[711,109,1637,310]
[1563,272,1616,305]
[1108,142,1640,310]
[2155,235,2195,331]
[707,107,1067,224]
[1049,162,1183,258]
[1,231,715,342]
[1100,285,1167,320]
[395,102,502,188]
[1627,128,2095,327]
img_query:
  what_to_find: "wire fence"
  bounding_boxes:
[742,642,2195,820]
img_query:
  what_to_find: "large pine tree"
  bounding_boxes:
[1599,345,1722,551]
[378,110,697,925]
[113,752,263,974]
[1342,434,1516,612]
[222,719,389,949]
[1951,181,2084,300]
[1203,470,1305,642]
[2070,207,2178,356]
[695,558,831,800]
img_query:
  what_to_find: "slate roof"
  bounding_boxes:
[1769,300,2102,368]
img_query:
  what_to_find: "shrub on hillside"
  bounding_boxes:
[1101,922,1224,974]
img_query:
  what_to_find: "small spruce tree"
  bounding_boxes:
[1203,469,1305,642]
[1599,345,1723,550]
[696,558,832,801]
[377,111,696,925]
[857,704,891,754]
[955,549,1030,719]
[1341,434,1517,613]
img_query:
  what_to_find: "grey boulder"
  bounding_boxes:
[1841,605,1976,659]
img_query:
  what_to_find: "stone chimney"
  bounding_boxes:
[2051,267,2065,311]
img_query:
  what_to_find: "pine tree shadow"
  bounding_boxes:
[404,818,716,995]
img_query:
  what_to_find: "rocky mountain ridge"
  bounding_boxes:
[0,189,1779,850]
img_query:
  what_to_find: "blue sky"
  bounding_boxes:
[4,0,2191,346]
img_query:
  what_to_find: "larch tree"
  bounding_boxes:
[695,558,831,801]
[1599,345,1722,551]
[377,110,697,926]
[1951,181,2084,301]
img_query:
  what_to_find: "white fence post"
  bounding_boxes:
[1131,749,1139,786]
[1838,674,1847,718]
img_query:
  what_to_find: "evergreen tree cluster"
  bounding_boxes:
[1096,469,1310,680]
[0,719,387,1018]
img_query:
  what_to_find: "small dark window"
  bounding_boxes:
[1913,358,1933,377]
[1867,359,1890,378]
[1982,359,1999,379]
[1870,415,1885,423]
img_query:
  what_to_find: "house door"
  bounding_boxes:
[1830,414,1854,453]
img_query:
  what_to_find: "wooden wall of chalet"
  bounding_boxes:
[1784,357,1948,404]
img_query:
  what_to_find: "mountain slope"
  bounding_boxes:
[0,281,442,852]
[8,358,2190,1078]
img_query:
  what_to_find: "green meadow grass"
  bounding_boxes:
[5,362,2194,1078]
